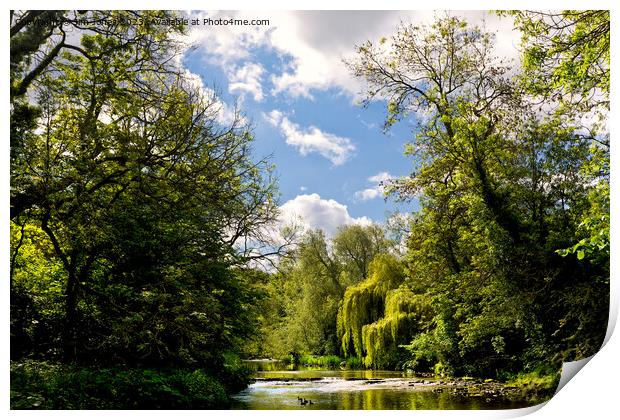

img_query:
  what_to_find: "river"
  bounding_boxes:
[230,360,542,410]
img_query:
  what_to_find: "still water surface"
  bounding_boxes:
[230,360,537,410]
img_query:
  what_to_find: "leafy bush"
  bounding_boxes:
[402,316,454,373]
[344,356,364,369]
[10,360,245,409]
[299,354,342,367]
[506,368,560,402]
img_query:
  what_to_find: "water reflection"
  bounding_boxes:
[230,360,538,410]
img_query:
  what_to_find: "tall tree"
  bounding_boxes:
[334,224,392,282]
[10,10,280,366]
[348,16,608,375]
[10,10,186,220]
[261,224,392,357]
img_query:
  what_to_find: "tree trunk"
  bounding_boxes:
[62,270,79,362]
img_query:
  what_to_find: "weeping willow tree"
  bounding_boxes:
[337,254,433,368]
[337,254,403,357]
[362,287,433,368]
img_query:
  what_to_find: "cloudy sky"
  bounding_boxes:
[180,10,520,236]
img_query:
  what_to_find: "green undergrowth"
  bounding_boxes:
[10,360,251,409]
[289,354,364,369]
[299,354,341,367]
[505,369,560,402]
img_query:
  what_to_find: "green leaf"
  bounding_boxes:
[577,250,585,260]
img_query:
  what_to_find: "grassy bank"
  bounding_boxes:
[10,360,251,409]
[505,370,560,402]
[282,355,364,369]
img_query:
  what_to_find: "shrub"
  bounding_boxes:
[505,367,560,402]
[344,356,364,369]
[298,354,342,367]
[10,360,239,409]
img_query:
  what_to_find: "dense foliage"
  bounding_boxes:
[337,254,433,368]
[343,14,609,376]
[252,14,609,382]
[244,225,393,358]
[11,10,609,409]
[10,10,276,408]
[11,361,239,409]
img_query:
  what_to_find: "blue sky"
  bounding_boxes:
[180,10,517,235]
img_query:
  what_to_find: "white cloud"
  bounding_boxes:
[184,11,271,63]
[355,171,394,201]
[355,188,383,201]
[264,109,284,126]
[264,109,355,166]
[184,11,519,100]
[228,62,265,101]
[300,186,307,191]
[279,193,371,236]
[368,171,393,184]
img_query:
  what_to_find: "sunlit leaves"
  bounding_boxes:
[10,10,279,367]
[349,14,609,376]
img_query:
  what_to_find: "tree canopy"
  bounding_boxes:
[11,10,610,409]
[344,15,608,375]
[10,10,279,384]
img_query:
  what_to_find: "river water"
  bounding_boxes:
[230,360,539,410]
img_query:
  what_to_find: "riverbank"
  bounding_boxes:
[249,373,557,402]
[297,355,364,369]
[233,364,557,409]
[244,357,559,404]
[10,360,251,409]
